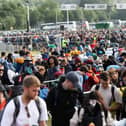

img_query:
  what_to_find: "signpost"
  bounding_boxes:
[59,3,126,30]
[25,0,31,32]
[60,4,77,11]
[116,3,126,9]
[84,4,107,10]
[60,4,77,24]
[84,3,126,10]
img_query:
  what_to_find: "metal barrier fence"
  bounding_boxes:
[6,79,59,88]
[0,43,15,52]
[43,79,59,88]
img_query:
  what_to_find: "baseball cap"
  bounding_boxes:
[66,71,81,90]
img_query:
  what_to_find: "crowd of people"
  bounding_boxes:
[0,29,126,126]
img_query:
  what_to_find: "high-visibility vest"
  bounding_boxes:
[61,39,67,48]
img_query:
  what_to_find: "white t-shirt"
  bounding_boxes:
[1,96,48,126]
[91,84,122,108]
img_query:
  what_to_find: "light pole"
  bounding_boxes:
[56,9,60,30]
[107,4,112,21]
[26,0,30,32]
[56,9,58,24]
[107,4,113,40]
[66,9,69,25]
[80,7,84,31]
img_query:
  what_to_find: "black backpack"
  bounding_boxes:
[0,96,42,125]
[121,88,126,118]
[11,74,26,98]
[78,91,103,126]
[79,102,103,126]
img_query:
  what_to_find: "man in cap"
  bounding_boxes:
[62,71,82,91]
[47,71,83,126]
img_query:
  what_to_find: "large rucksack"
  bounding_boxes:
[76,91,103,126]
[78,102,103,126]
[0,96,42,125]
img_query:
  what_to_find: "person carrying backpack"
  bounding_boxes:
[1,75,48,126]
[47,71,83,126]
[91,71,122,124]
[70,91,103,126]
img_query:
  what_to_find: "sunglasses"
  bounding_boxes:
[25,106,30,118]
[0,69,4,71]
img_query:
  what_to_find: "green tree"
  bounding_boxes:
[30,8,41,27]
[0,0,26,29]
[38,0,59,23]
[67,9,83,21]
[84,10,98,22]
[113,10,126,20]
[3,16,16,30]
[95,11,108,21]
[13,4,26,29]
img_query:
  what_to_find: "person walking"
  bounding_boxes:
[1,75,48,126]
[47,71,83,126]
[91,71,122,124]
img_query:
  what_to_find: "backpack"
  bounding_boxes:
[13,74,26,86]
[78,102,103,126]
[0,96,42,125]
[11,74,26,98]
[24,66,33,74]
[77,91,103,126]
[121,88,126,118]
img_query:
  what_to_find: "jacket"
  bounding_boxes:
[47,83,82,126]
